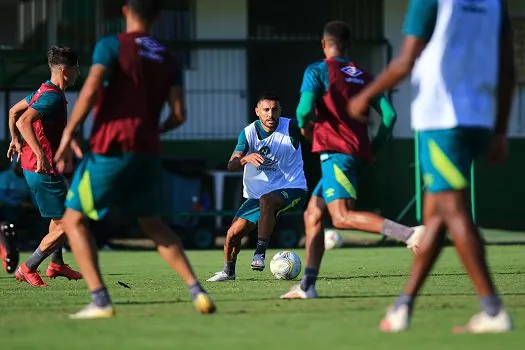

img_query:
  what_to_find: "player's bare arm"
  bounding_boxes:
[7,98,29,161]
[15,107,51,173]
[348,36,426,118]
[490,4,516,164]
[55,64,106,166]
[227,151,264,172]
[160,85,186,133]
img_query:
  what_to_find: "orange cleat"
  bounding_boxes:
[15,263,48,287]
[46,262,83,280]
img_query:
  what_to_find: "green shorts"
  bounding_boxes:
[312,152,360,202]
[65,152,161,220]
[23,170,67,218]
[419,127,491,193]
[236,188,307,224]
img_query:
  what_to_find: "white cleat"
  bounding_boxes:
[206,271,235,282]
[280,284,319,300]
[69,302,116,320]
[453,310,512,334]
[406,225,425,254]
[379,304,410,332]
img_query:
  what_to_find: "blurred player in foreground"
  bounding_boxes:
[54,0,216,318]
[348,0,515,333]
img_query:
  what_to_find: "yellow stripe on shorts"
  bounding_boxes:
[428,139,468,190]
[78,170,100,220]
[334,164,357,199]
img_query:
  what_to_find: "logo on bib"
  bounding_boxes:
[257,146,278,170]
[341,65,365,84]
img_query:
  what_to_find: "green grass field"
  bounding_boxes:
[1,244,524,350]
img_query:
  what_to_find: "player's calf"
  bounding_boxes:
[251,193,282,268]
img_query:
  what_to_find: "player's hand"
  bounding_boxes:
[487,134,507,164]
[242,153,265,167]
[36,154,52,174]
[54,132,73,174]
[301,121,314,141]
[6,137,22,162]
[347,95,370,123]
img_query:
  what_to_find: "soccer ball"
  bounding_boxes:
[324,229,343,250]
[270,251,302,280]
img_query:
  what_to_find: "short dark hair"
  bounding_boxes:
[47,46,79,67]
[128,0,161,22]
[323,21,352,51]
[256,92,280,105]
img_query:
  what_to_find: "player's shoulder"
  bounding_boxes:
[284,117,299,130]
[304,60,325,74]
[245,120,258,130]
[279,116,295,124]
[96,35,120,48]
[33,86,62,105]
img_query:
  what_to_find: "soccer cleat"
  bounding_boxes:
[69,302,116,320]
[453,310,512,334]
[46,262,83,280]
[379,304,411,332]
[206,271,235,282]
[251,254,265,271]
[0,222,19,274]
[280,284,319,300]
[406,225,425,254]
[15,263,48,287]
[193,293,217,314]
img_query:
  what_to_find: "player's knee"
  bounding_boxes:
[259,194,280,212]
[63,210,86,229]
[226,226,243,239]
[304,208,322,228]
[331,211,351,229]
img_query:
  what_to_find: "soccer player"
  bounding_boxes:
[281,21,425,300]
[348,0,514,333]
[54,0,215,318]
[207,93,308,282]
[4,46,83,286]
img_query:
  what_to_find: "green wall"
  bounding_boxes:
[1,138,522,229]
[162,138,525,230]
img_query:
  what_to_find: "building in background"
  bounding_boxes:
[0,0,524,228]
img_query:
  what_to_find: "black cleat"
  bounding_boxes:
[0,222,19,274]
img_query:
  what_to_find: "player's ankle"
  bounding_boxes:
[188,281,206,300]
[91,287,112,308]
[480,294,502,317]
[300,267,318,291]
[224,261,236,276]
[394,293,414,312]
[382,219,413,242]
[254,238,268,256]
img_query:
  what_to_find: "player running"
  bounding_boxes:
[54,0,216,318]
[348,0,515,333]
[281,21,424,300]
[5,45,83,286]
[207,93,308,282]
